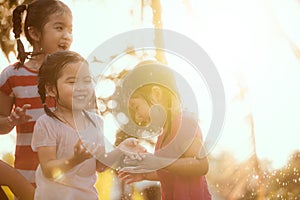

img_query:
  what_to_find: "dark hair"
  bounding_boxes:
[38,50,87,118]
[121,61,179,144]
[12,0,72,68]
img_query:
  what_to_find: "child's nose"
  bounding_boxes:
[75,84,87,91]
[135,113,144,124]
[63,30,72,40]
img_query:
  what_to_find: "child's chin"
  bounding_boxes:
[72,104,86,110]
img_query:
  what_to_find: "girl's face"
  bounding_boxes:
[55,62,93,111]
[129,96,151,126]
[40,12,73,54]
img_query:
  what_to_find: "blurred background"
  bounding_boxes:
[1,0,300,199]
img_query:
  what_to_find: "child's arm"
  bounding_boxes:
[37,140,92,179]
[93,138,146,172]
[117,171,159,184]
[122,135,208,177]
[94,148,123,172]
[0,91,32,134]
[0,160,35,200]
[0,92,14,134]
[161,135,209,176]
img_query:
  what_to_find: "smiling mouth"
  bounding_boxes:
[73,95,87,100]
[58,44,68,50]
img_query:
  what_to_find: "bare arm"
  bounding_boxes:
[37,140,92,179]
[0,160,35,200]
[93,138,146,172]
[94,148,123,172]
[0,92,32,134]
[0,92,14,134]
[162,135,208,176]
[122,132,209,177]
[118,170,159,184]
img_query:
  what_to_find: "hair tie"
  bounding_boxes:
[16,37,20,41]
[42,103,47,106]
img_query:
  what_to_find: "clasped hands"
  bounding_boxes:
[118,138,170,173]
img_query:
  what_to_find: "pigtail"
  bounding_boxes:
[12,4,29,69]
[38,62,59,120]
[12,1,72,69]
[37,78,56,119]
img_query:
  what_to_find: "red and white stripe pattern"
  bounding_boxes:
[0,63,55,185]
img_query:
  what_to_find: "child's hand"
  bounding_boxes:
[118,138,147,161]
[73,140,93,163]
[81,140,105,160]
[122,153,171,173]
[8,104,32,126]
[117,170,146,184]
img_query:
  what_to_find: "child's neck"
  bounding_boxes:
[54,108,86,130]
[25,55,46,71]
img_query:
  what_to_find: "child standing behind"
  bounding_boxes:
[0,0,73,186]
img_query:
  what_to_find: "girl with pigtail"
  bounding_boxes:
[0,0,73,190]
[31,50,146,199]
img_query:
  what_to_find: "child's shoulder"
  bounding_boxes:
[84,110,103,126]
[1,62,28,75]
[2,62,21,69]
[36,114,57,125]
[85,110,102,120]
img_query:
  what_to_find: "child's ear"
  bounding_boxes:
[45,85,57,98]
[151,86,162,104]
[28,26,41,42]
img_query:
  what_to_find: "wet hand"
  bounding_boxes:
[118,138,147,161]
[117,170,146,184]
[81,140,105,160]
[122,153,171,173]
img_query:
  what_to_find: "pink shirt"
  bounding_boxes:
[155,112,212,200]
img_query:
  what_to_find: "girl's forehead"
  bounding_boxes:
[46,12,72,24]
[129,97,143,107]
[62,62,89,74]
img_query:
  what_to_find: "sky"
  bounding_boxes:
[1,0,300,169]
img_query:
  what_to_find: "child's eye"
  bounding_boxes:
[55,26,63,31]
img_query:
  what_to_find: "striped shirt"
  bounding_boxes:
[0,63,55,184]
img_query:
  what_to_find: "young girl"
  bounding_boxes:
[0,0,73,186]
[117,61,212,200]
[32,50,144,200]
